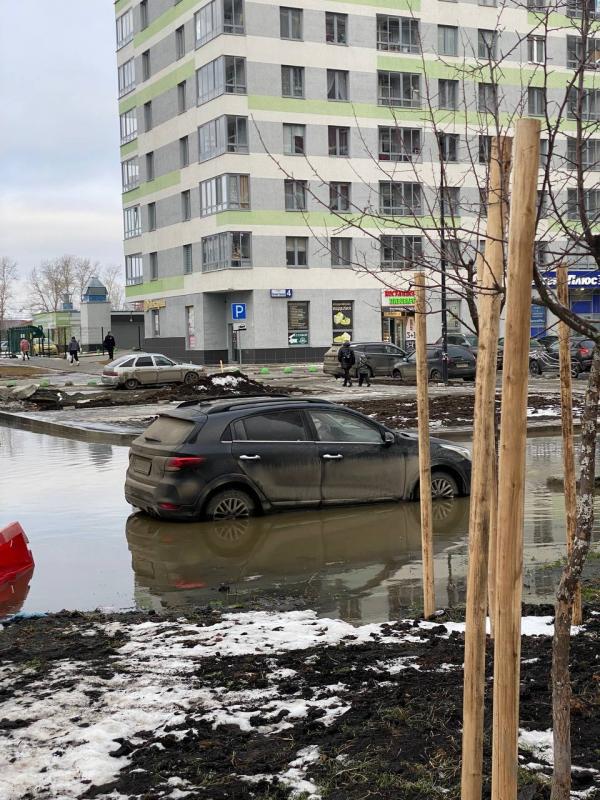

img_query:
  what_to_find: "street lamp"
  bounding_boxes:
[438,134,449,384]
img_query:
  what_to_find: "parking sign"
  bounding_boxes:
[231,303,247,321]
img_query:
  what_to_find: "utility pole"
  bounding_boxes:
[438,135,449,384]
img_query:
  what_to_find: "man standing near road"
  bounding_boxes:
[337,341,356,387]
[103,331,116,361]
[68,336,80,365]
[19,338,30,361]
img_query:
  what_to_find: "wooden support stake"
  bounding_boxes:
[491,118,540,800]
[415,272,435,619]
[461,136,512,800]
[557,265,582,626]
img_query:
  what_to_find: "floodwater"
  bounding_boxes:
[0,427,598,623]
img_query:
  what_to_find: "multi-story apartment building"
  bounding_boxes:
[115,0,600,364]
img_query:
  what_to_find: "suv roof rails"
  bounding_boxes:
[176,393,290,408]
[176,394,335,413]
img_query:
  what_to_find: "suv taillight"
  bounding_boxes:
[165,456,205,471]
[578,346,590,356]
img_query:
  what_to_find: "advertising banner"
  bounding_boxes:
[332,300,353,344]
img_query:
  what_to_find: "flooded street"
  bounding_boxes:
[1,426,598,622]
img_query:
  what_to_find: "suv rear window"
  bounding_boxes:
[140,416,197,445]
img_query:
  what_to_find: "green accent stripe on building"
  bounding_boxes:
[119,59,195,114]
[120,139,138,158]
[134,0,199,47]
[122,170,181,203]
[215,210,438,229]
[125,276,185,298]
[114,0,131,16]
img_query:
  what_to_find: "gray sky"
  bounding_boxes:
[0,1,123,302]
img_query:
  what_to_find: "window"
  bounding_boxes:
[150,252,158,280]
[119,108,137,144]
[567,36,600,68]
[282,65,304,97]
[144,101,152,131]
[438,79,458,110]
[151,309,160,337]
[567,136,600,168]
[478,29,498,59]
[568,188,600,220]
[331,237,352,266]
[438,132,459,162]
[378,126,421,161]
[479,0,497,5]
[310,410,383,444]
[121,157,139,191]
[124,205,141,238]
[196,1,218,46]
[283,123,305,155]
[537,190,548,217]
[535,240,549,268]
[540,138,548,168]
[197,56,246,104]
[145,151,155,181]
[147,202,157,231]
[326,12,347,44]
[566,0,600,18]
[438,25,458,56]
[284,179,307,210]
[376,15,419,53]
[180,136,189,168]
[198,115,248,160]
[280,7,302,40]
[200,173,250,215]
[528,36,545,64]
[327,69,349,100]
[178,80,187,113]
[223,0,245,33]
[176,25,185,59]
[183,244,193,274]
[125,254,143,286]
[140,0,148,30]
[379,182,422,216]
[142,50,150,81]
[528,87,546,116]
[378,71,420,107]
[195,0,245,45]
[181,190,192,221]
[118,58,135,97]
[201,231,252,271]
[380,235,422,269]
[136,355,155,367]
[328,126,349,156]
[329,182,351,211]
[442,186,461,217]
[479,135,492,163]
[567,88,600,120]
[116,9,134,48]
[286,236,308,266]
[478,82,498,113]
[185,306,195,348]
[242,411,308,441]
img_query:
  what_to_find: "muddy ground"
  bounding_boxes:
[0,365,51,379]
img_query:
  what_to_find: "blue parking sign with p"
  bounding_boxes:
[231,303,246,321]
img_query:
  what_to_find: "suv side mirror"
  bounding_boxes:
[383,431,395,445]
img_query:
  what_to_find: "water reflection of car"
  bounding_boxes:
[323,342,407,379]
[529,336,595,377]
[395,345,477,382]
[125,396,471,520]
[102,352,206,389]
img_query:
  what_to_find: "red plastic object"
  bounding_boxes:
[0,523,35,616]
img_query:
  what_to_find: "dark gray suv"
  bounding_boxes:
[125,396,472,520]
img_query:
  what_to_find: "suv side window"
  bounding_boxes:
[364,344,379,354]
[135,356,154,367]
[309,410,383,443]
[240,410,308,441]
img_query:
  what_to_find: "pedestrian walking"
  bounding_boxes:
[357,354,371,387]
[68,336,80,365]
[337,341,356,387]
[103,332,116,361]
[19,338,30,361]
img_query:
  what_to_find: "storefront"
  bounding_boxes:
[537,270,600,334]
[381,289,415,349]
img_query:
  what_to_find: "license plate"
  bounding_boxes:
[133,457,151,475]
[456,361,468,367]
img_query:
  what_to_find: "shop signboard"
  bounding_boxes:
[381,289,416,309]
[539,271,600,288]
[143,298,166,311]
[270,289,293,298]
[287,301,309,346]
[332,300,353,344]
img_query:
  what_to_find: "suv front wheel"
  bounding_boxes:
[205,488,256,520]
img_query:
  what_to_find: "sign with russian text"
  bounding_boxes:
[381,289,416,308]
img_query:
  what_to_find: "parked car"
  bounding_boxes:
[497,337,548,371]
[323,342,407,379]
[394,344,476,382]
[529,337,595,377]
[31,340,59,356]
[125,396,472,520]
[435,333,478,357]
[102,352,205,389]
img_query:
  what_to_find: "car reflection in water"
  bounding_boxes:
[126,499,470,623]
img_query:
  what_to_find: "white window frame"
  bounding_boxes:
[200,173,250,216]
[380,235,423,269]
[281,65,304,98]
[119,108,138,144]
[331,237,352,266]
[327,69,349,101]
[286,236,308,267]
[123,205,141,238]
[379,182,423,216]
[377,71,421,108]
[116,9,134,49]
[125,254,143,286]
[283,123,305,155]
[528,35,545,64]
[326,12,347,45]
[118,58,135,98]
[280,6,303,40]
[198,115,249,161]
[121,157,140,192]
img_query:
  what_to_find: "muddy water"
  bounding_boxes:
[1,427,598,622]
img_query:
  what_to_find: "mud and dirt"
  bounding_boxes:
[0,365,51,379]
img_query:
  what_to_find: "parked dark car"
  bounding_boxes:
[394,344,476,382]
[323,342,407,379]
[529,336,595,377]
[497,337,548,371]
[125,396,472,520]
[435,333,478,358]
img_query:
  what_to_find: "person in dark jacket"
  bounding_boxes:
[357,353,371,387]
[68,336,80,365]
[103,332,116,361]
[337,341,356,387]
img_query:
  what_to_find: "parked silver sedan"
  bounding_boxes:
[101,353,205,389]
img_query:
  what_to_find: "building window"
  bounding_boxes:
[177,81,187,114]
[176,25,185,59]
[125,254,143,286]
[144,101,152,131]
[329,182,351,211]
[567,136,600,169]
[568,188,600,220]
[438,25,458,56]
[200,173,250,215]
[378,71,420,107]
[379,182,422,216]
[145,151,155,181]
[326,12,347,44]
[378,126,421,161]
[528,36,545,64]
[567,36,600,68]
[223,0,245,34]
[327,69,349,101]
[441,186,461,217]
[118,58,135,97]
[328,126,349,156]
[281,65,304,97]
[183,244,193,274]
[479,135,492,163]
[197,56,246,104]
[124,205,141,238]
[181,190,192,221]
[185,305,195,348]
[479,0,497,5]
[121,157,139,191]
[198,115,248,161]
[528,86,546,116]
[119,109,137,144]
[142,50,150,81]
[283,123,305,155]
[116,9,134,49]
[202,231,252,271]
[438,79,458,110]
[331,237,352,266]
[540,138,548,168]
[151,308,160,336]
[180,136,189,168]
[478,82,498,114]
[150,252,158,281]
[537,190,548,218]
[376,15,419,53]
[568,88,600,120]
[195,0,218,45]
[140,0,148,30]
[280,7,302,40]
[380,235,422,269]
[147,202,157,231]
[478,29,498,59]
[195,0,245,46]
[286,237,308,267]
[284,179,307,210]
[438,132,459,162]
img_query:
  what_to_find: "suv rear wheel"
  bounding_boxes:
[431,471,459,499]
[205,488,256,520]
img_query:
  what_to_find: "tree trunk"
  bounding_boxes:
[551,346,600,800]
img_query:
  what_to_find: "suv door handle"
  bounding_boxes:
[322,453,343,460]
[239,454,261,461]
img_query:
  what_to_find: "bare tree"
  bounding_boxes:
[0,256,18,329]
[101,264,125,309]
[29,260,70,313]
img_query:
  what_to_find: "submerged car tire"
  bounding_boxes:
[184,371,200,386]
[205,488,256,520]
[529,360,542,376]
[431,470,460,499]
[124,378,140,390]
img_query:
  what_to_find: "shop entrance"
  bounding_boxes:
[382,312,414,349]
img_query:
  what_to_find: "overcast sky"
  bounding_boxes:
[0,1,122,308]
